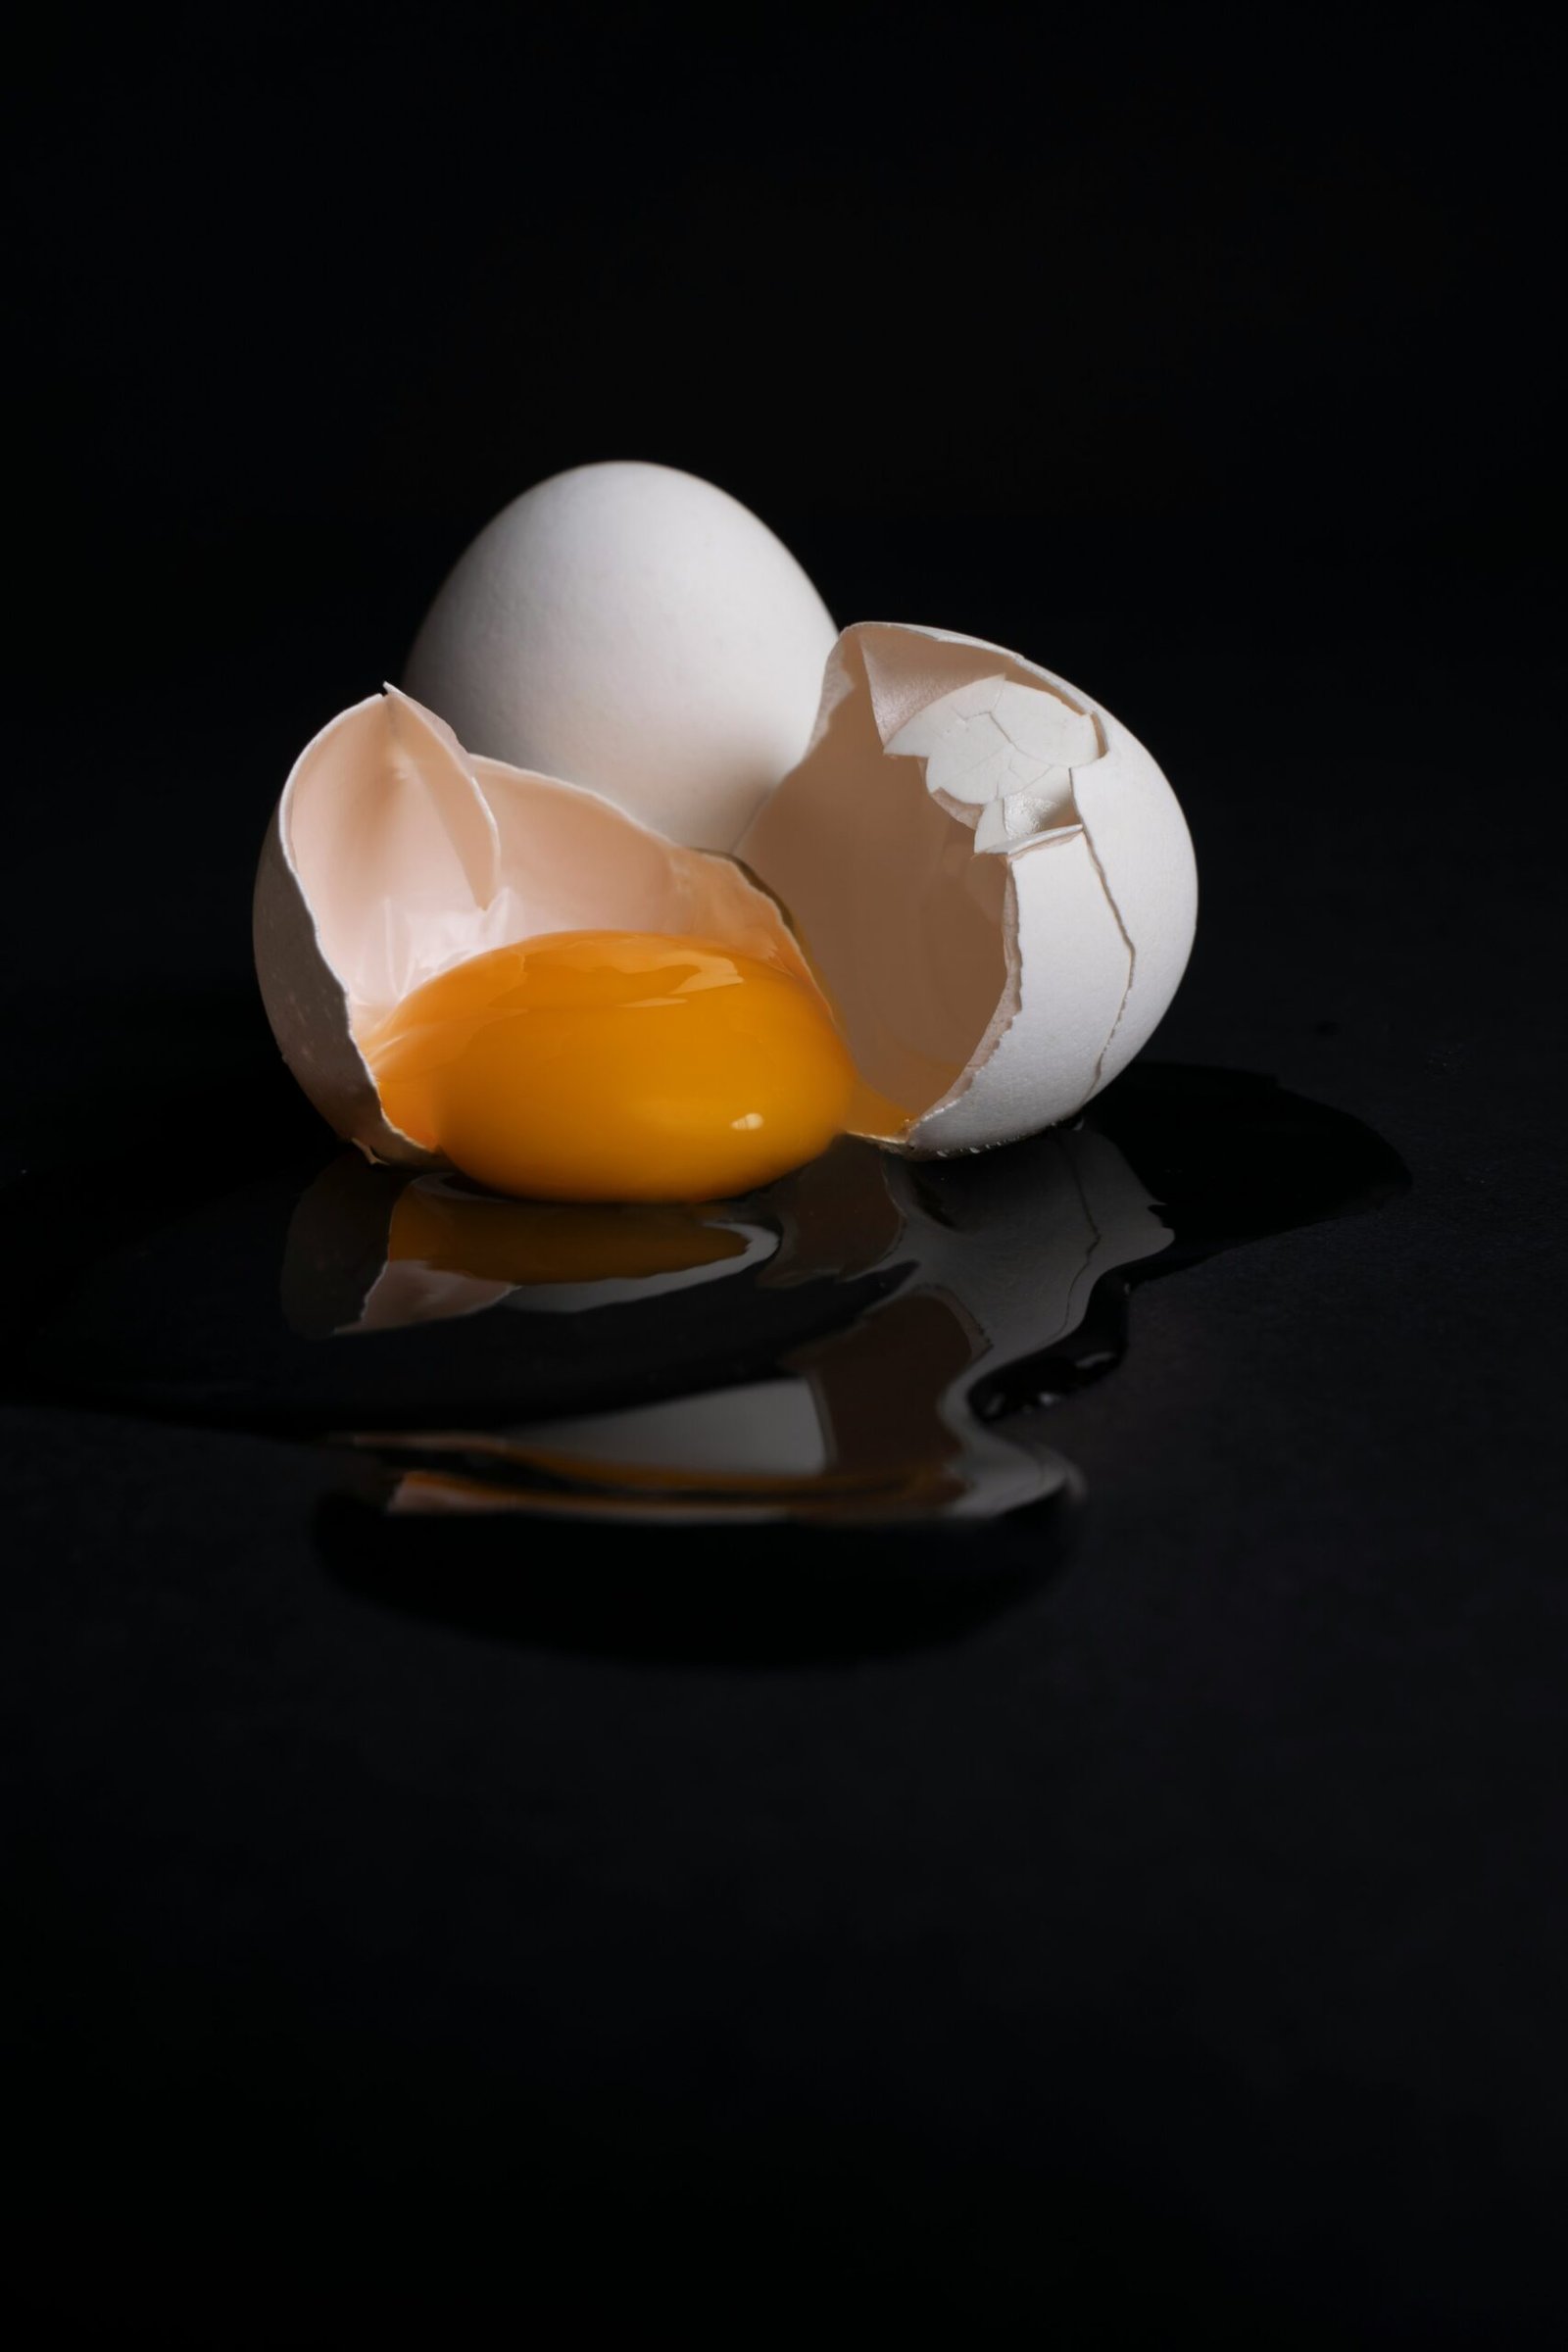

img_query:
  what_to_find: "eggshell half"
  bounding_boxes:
[254,687,813,1166]
[405,461,838,853]
[739,623,1198,1152]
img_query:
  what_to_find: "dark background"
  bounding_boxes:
[9,10,1565,2343]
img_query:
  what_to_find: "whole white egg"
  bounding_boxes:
[404,460,838,851]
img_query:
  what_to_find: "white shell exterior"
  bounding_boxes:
[405,461,838,854]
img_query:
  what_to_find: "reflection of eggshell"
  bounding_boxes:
[253,686,812,1166]
[282,1154,778,1337]
[405,461,839,852]
[740,623,1199,1151]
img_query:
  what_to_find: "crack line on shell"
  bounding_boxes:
[1072,775,1138,1108]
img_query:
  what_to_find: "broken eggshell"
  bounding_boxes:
[253,687,814,1167]
[255,620,1196,1175]
[740,621,1198,1151]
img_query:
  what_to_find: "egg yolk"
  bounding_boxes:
[364,931,862,1202]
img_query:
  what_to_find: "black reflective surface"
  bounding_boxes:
[17,1064,1403,1498]
[10,1063,1405,1659]
[13,15,1563,2334]
[8,669,1560,2340]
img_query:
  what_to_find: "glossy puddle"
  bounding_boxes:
[15,1064,1406,1530]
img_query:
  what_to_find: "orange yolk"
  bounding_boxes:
[364,931,861,1202]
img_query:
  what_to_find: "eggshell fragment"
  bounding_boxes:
[405,461,839,853]
[739,623,1197,1152]
[254,687,812,1166]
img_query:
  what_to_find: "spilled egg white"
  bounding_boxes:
[255,465,1198,1173]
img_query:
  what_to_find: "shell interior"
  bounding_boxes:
[255,689,813,1166]
[740,623,1162,1149]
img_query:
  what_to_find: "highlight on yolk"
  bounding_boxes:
[363,931,863,1202]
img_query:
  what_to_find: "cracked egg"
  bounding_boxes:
[255,464,1197,1202]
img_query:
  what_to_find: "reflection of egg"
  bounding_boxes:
[255,466,1198,1201]
[281,1118,1172,1523]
